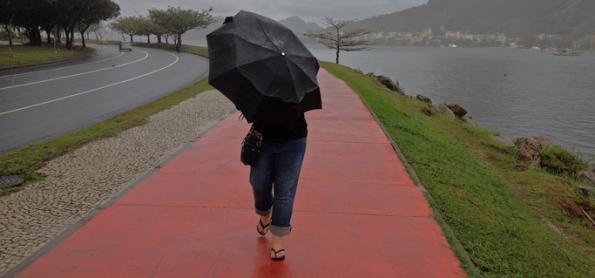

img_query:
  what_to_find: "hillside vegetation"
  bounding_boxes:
[350,0,595,37]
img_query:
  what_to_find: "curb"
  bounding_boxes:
[0,47,97,75]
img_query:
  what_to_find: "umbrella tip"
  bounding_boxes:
[224,16,234,24]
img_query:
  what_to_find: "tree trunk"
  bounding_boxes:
[65,27,75,49]
[79,25,90,48]
[55,28,61,44]
[176,33,182,52]
[7,17,14,47]
[4,24,12,47]
[65,29,71,48]
[7,28,13,47]
[157,35,162,44]
[129,34,134,43]
[147,35,150,44]
[46,30,52,44]
[335,29,341,64]
[67,29,75,49]
[28,27,42,46]
[81,31,86,48]
[165,36,169,44]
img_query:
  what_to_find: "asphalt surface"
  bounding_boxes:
[0,44,209,154]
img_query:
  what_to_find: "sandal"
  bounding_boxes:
[257,218,270,236]
[270,248,286,260]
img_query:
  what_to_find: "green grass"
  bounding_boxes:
[321,61,594,277]
[0,45,91,69]
[0,44,211,195]
[539,145,588,176]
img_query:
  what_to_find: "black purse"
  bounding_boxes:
[241,125,263,166]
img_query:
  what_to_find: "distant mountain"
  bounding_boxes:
[349,0,595,37]
[279,16,323,34]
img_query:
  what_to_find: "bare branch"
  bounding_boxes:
[304,31,337,42]
[304,17,370,64]
[322,17,352,30]
[340,39,370,47]
[341,29,371,38]
[341,46,368,51]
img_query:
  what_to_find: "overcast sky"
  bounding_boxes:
[113,0,427,23]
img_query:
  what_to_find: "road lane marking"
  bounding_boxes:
[0,53,180,116]
[0,50,150,92]
[0,52,126,79]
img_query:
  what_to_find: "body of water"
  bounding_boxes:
[185,37,595,158]
[307,44,595,159]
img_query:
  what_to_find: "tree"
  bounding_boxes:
[147,9,169,44]
[305,17,370,64]
[77,0,120,48]
[134,16,159,44]
[2,0,118,48]
[11,0,50,46]
[88,23,104,41]
[111,16,143,43]
[0,0,17,47]
[149,7,214,52]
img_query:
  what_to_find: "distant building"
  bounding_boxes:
[362,28,593,49]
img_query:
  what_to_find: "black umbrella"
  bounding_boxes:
[207,10,321,123]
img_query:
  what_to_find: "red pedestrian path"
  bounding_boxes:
[18,70,465,277]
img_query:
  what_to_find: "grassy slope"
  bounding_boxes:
[0,46,90,69]
[321,61,594,277]
[0,45,212,194]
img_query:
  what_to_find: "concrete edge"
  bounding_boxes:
[0,47,97,75]
[324,69,481,277]
[2,109,236,278]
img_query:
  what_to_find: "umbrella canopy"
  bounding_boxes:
[207,10,321,123]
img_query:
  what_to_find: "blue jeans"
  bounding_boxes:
[249,137,307,236]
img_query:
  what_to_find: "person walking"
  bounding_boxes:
[251,115,308,260]
[207,10,321,261]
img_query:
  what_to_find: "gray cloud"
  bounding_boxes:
[113,0,427,23]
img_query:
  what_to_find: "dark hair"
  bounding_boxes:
[224,16,234,24]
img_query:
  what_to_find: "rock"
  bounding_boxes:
[376,75,400,92]
[578,170,595,187]
[437,103,456,117]
[445,103,468,118]
[416,95,432,104]
[421,104,435,116]
[513,137,554,162]
[462,115,481,127]
[491,134,514,147]
[0,175,24,189]
[578,186,593,198]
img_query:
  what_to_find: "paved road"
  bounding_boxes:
[0,44,209,153]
